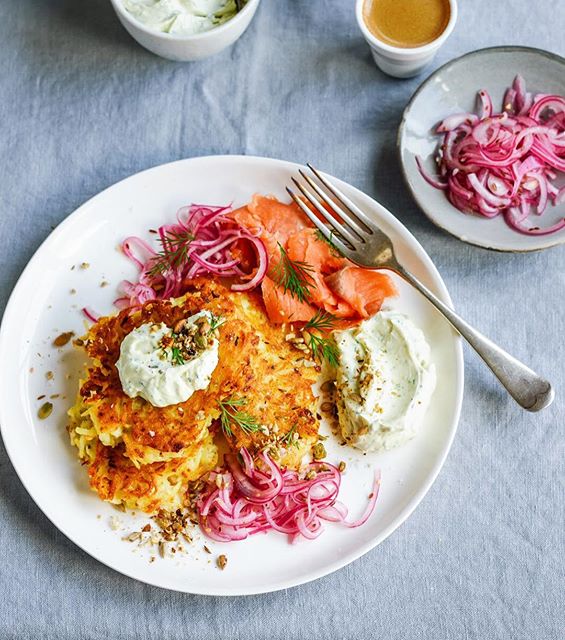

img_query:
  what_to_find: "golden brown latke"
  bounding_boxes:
[69,279,320,512]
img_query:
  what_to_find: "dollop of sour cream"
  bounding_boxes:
[122,0,243,36]
[116,311,219,408]
[333,311,436,452]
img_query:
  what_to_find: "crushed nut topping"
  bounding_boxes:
[217,554,228,570]
[53,331,75,347]
[38,402,53,420]
[312,442,327,460]
[160,315,215,366]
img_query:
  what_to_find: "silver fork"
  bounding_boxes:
[287,164,554,412]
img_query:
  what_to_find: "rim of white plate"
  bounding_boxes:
[0,155,464,595]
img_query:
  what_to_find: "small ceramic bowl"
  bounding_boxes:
[355,0,458,79]
[109,0,261,61]
[398,46,565,252]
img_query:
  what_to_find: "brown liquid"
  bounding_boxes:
[364,0,450,48]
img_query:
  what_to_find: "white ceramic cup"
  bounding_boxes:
[109,0,261,62]
[355,0,458,78]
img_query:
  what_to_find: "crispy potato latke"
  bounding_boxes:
[68,279,320,513]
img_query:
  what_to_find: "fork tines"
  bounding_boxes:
[286,164,376,254]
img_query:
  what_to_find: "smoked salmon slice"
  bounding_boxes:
[286,229,356,318]
[261,276,317,324]
[230,195,310,260]
[325,266,397,318]
[232,195,396,325]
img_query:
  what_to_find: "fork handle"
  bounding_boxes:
[397,267,554,412]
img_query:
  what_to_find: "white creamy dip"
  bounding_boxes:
[122,0,243,36]
[116,311,219,408]
[333,311,436,452]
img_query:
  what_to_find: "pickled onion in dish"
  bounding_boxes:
[196,449,380,543]
[417,75,565,236]
[115,203,268,308]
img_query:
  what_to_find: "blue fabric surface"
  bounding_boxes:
[0,1,564,638]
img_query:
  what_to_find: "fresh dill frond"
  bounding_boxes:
[305,332,340,368]
[272,243,314,302]
[147,229,194,277]
[208,313,226,334]
[314,229,341,256]
[304,310,337,332]
[218,396,261,437]
[280,423,299,448]
[170,346,185,366]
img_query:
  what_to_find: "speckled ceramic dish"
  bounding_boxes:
[398,46,565,252]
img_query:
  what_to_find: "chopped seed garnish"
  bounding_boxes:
[338,461,346,473]
[124,532,141,542]
[217,554,228,570]
[142,524,151,533]
[38,402,53,420]
[53,331,74,347]
[312,442,327,460]
[203,545,212,554]
[46,371,54,380]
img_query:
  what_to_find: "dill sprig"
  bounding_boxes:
[208,313,226,334]
[305,332,340,367]
[272,243,314,303]
[304,310,337,332]
[280,423,299,448]
[147,229,194,277]
[218,396,261,437]
[170,345,185,366]
[302,310,339,366]
[314,229,341,256]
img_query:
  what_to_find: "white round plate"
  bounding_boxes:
[399,46,565,252]
[0,155,463,595]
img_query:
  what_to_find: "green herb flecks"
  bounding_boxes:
[314,229,341,256]
[302,310,339,366]
[218,396,261,437]
[304,310,337,333]
[280,423,299,448]
[208,313,226,334]
[170,345,185,366]
[272,243,314,303]
[305,332,339,368]
[147,229,194,277]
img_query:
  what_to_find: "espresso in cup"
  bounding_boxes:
[363,0,451,48]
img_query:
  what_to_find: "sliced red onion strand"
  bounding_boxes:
[115,203,268,308]
[82,307,100,322]
[418,75,565,236]
[196,449,380,543]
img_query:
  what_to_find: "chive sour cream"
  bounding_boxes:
[116,311,219,408]
[122,0,244,36]
[333,311,436,452]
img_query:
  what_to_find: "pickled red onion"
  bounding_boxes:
[115,204,268,309]
[417,75,565,236]
[196,449,380,543]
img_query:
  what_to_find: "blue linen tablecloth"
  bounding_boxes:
[0,1,563,638]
